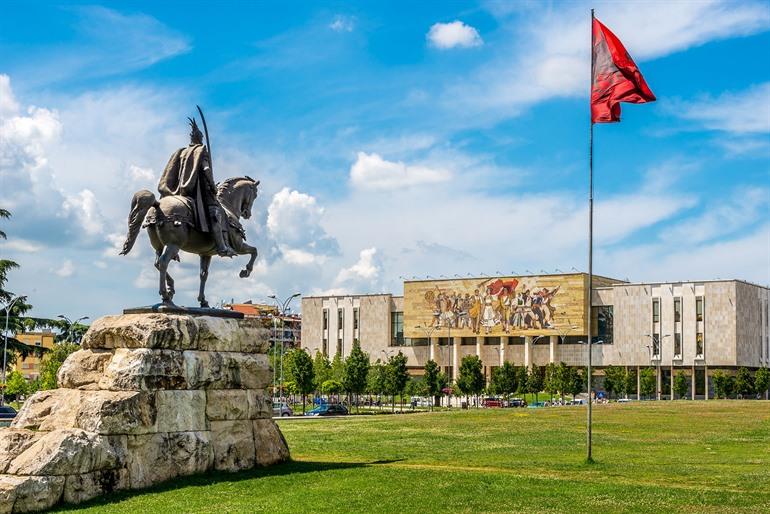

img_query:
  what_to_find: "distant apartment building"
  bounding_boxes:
[13,330,55,381]
[227,302,301,349]
[301,273,770,400]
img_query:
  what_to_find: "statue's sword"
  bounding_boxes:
[196,105,213,172]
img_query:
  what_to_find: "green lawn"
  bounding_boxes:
[58,401,770,513]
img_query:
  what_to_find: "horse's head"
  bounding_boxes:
[217,176,260,220]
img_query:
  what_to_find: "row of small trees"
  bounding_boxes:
[712,368,769,399]
[283,343,596,413]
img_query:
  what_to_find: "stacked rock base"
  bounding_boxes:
[0,313,290,513]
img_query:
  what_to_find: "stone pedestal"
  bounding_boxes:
[0,313,289,513]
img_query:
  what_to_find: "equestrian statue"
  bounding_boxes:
[119,107,260,308]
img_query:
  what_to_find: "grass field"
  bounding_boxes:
[57,401,770,513]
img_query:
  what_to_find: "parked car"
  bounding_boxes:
[304,404,349,416]
[527,401,546,408]
[570,399,586,405]
[0,405,17,423]
[482,397,504,408]
[273,402,293,417]
[507,398,527,408]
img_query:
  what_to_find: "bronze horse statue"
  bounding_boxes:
[119,177,260,307]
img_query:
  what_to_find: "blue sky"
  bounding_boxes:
[1,0,768,319]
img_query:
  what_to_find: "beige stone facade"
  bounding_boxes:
[301,275,770,398]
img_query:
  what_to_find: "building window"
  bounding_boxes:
[696,297,704,322]
[652,298,660,323]
[674,333,682,358]
[696,333,704,357]
[338,308,343,328]
[484,337,501,345]
[597,306,613,345]
[674,298,682,323]
[461,337,477,345]
[652,333,660,358]
[323,309,329,330]
[391,312,404,346]
[337,338,342,356]
[353,308,359,330]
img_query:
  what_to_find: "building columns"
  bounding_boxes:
[524,336,532,367]
[656,366,661,401]
[475,336,482,359]
[429,337,439,362]
[549,335,557,364]
[704,365,709,400]
[670,365,674,400]
[453,337,461,382]
[636,365,641,401]
[499,336,507,366]
[691,365,696,400]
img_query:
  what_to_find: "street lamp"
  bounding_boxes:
[268,293,301,401]
[644,334,670,400]
[57,314,89,343]
[2,296,24,406]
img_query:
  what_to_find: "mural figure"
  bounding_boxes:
[423,277,562,334]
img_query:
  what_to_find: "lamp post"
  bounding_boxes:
[2,296,24,406]
[57,314,89,343]
[645,334,670,400]
[268,293,300,401]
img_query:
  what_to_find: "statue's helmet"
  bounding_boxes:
[188,117,204,144]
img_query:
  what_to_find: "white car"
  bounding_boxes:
[272,402,293,417]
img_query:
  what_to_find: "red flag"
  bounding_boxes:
[591,18,655,123]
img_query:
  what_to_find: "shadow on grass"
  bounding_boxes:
[52,459,387,512]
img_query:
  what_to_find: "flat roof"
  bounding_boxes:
[302,293,404,300]
[595,278,769,291]
[403,272,624,284]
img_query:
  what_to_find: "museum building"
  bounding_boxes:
[301,273,770,399]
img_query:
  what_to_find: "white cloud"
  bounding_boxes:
[129,164,156,184]
[54,260,75,278]
[1,239,43,253]
[62,189,105,236]
[0,75,20,119]
[329,15,355,32]
[444,0,770,123]
[350,152,451,190]
[331,247,382,293]
[427,21,483,49]
[661,187,769,245]
[671,82,770,134]
[266,188,340,263]
[9,6,191,87]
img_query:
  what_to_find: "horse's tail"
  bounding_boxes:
[120,190,158,255]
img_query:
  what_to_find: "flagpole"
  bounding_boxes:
[587,7,595,463]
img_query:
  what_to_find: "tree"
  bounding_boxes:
[526,364,543,403]
[3,370,28,401]
[734,367,754,399]
[330,352,346,382]
[288,349,314,414]
[554,362,570,403]
[566,367,585,398]
[515,366,528,395]
[423,360,441,410]
[343,341,370,413]
[457,355,485,407]
[754,368,770,400]
[712,370,727,399]
[625,368,638,398]
[724,375,736,399]
[385,352,409,413]
[320,379,343,397]
[603,366,626,400]
[673,371,689,399]
[313,351,332,393]
[543,363,557,403]
[38,342,79,390]
[366,362,387,410]
[639,368,656,399]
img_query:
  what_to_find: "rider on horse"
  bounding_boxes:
[156,118,236,257]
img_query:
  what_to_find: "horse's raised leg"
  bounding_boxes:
[236,242,258,278]
[157,244,180,304]
[198,255,212,308]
